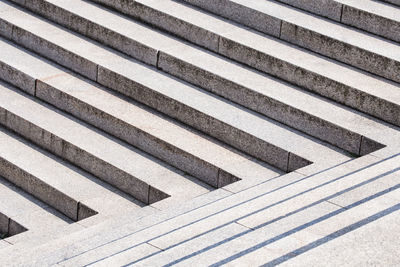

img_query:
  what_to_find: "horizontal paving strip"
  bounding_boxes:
[203,188,400,266]
[0,1,349,174]
[63,155,398,266]
[85,0,400,128]
[8,0,387,158]
[0,36,282,188]
[181,0,400,83]
[0,126,147,222]
[52,155,384,265]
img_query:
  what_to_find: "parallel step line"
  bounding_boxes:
[180,0,400,83]
[0,1,328,174]
[11,0,387,157]
[87,0,400,128]
[0,36,282,188]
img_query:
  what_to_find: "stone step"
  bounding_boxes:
[48,155,382,266]
[0,1,334,174]
[84,0,400,128]
[274,0,400,44]
[0,176,71,242]
[0,37,282,191]
[0,76,213,207]
[181,0,400,82]
[10,0,386,158]
[0,126,144,222]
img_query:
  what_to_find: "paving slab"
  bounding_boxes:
[156,202,338,266]
[238,155,400,228]
[280,203,400,267]
[219,189,400,266]
[130,223,249,267]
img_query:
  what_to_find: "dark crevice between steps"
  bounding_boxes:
[0,212,27,240]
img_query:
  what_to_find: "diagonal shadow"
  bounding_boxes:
[161,168,400,266]
[263,202,400,266]
[115,157,400,266]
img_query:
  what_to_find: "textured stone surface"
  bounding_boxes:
[0,0,398,265]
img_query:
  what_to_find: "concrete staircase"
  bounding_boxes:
[0,0,398,265]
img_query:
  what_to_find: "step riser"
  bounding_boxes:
[86,0,400,128]
[0,103,159,205]
[0,155,89,222]
[6,0,307,170]
[0,4,311,173]
[276,0,400,43]
[341,5,400,43]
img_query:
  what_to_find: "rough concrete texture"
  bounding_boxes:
[0,0,398,265]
